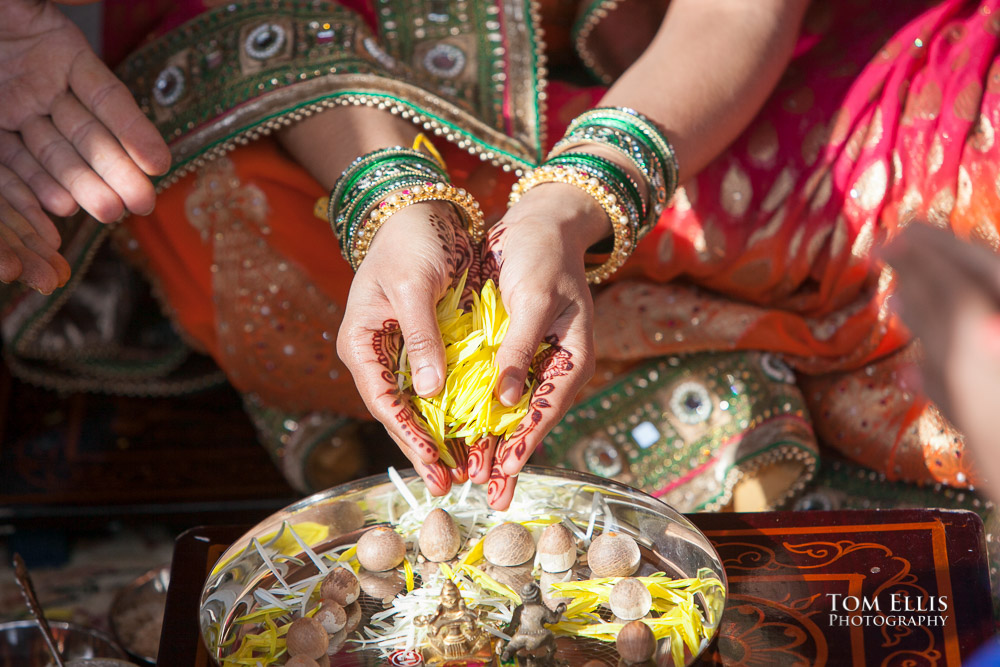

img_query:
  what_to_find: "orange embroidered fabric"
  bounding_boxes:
[122,0,1000,488]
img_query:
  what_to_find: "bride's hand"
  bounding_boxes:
[338,201,481,496]
[478,182,605,509]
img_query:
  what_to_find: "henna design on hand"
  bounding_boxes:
[467,437,490,478]
[371,318,401,384]
[428,208,474,286]
[372,318,438,460]
[497,337,575,468]
[487,459,513,505]
[480,222,507,282]
[422,461,451,494]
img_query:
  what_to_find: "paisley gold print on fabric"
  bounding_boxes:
[863,107,884,150]
[806,171,833,213]
[897,187,924,226]
[787,226,806,261]
[892,149,903,181]
[828,108,851,146]
[926,134,944,175]
[761,167,796,213]
[953,79,983,122]
[805,223,834,267]
[829,215,848,258]
[678,179,698,208]
[988,60,1000,95]
[186,159,348,413]
[852,160,888,211]
[747,122,779,167]
[968,113,995,152]
[657,230,674,263]
[956,165,973,211]
[801,122,828,166]
[844,120,867,161]
[971,220,1000,250]
[911,80,943,121]
[850,220,876,259]
[699,218,727,264]
[782,87,815,115]
[729,258,775,292]
[927,187,956,227]
[721,163,753,218]
[746,205,787,249]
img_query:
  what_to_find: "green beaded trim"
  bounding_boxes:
[115,0,547,190]
[543,352,817,512]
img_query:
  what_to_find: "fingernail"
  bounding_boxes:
[413,365,441,396]
[499,375,523,407]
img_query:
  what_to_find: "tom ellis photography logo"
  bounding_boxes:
[827,593,949,627]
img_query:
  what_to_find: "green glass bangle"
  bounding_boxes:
[340,175,444,260]
[327,164,445,236]
[336,154,446,210]
[566,116,674,229]
[331,164,442,240]
[568,107,679,198]
[330,147,446,221]
[333,147,443,199]
[550,123,666,224]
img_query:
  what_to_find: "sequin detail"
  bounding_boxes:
[153,65,185,107]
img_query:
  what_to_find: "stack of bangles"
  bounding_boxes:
[328,145,485,270]
[509,107,680,283]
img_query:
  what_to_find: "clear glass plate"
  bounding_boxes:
[200,465,727,666]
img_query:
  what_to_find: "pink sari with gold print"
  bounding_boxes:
[585,0,1000,489]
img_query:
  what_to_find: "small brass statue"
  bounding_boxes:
[416,580,495,665]
[501,582,566,667]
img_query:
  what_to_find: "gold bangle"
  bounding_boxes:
[350,182,485,270]
[508,165,635,284]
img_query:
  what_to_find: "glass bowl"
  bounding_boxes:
[200,465,727,665]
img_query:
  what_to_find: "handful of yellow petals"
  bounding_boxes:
[398,274,547,467]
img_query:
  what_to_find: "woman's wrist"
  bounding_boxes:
[366,200,467,256]
[505,181,613,251]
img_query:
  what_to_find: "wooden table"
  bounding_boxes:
[158,509,995,666]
